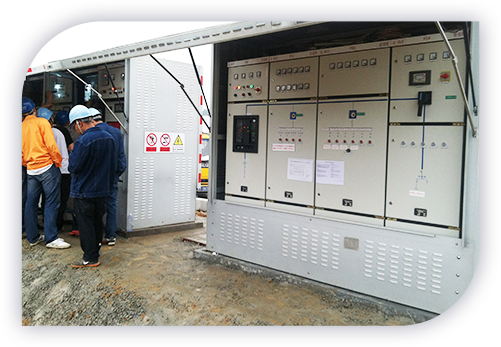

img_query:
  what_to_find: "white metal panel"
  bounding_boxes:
[124,56,200,230]
[319,48,390,97]
[207,200,475,314]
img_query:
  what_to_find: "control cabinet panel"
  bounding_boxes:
[266,101,317,212]
[390,40,466,123]
[319,48,390,97]
[315,98,388,223]
[225,36,467,236]
[99,66,126,99]
[228,63,269,102]
[269,57,319,100]
[386,125,464,236]
[226,103,268,205]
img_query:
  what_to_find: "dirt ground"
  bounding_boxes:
[21,215,433,326]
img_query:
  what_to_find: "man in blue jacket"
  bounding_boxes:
[89,108,127,246]
[68,105,117,268]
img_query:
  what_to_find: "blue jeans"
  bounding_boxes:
[105,182,118,239]
[25,165,61,244]
[22,166,27,233]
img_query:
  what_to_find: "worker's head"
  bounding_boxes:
[22,97,36,118]
[69,105,94,134]
[37,107,54,124]
[89,108,104,123]
[55,110,69,126]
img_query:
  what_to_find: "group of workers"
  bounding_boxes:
[22,96,126,268]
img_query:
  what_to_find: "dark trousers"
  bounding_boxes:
[57,174,71,230]
[74,197,106,263]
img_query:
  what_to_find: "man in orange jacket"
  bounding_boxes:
[22,97,70,249]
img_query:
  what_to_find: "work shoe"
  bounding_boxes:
[69,230,80,237]
[29,234,45,246]
[105,237,116,246]
[71,258,100,268]
[46,238,71,249]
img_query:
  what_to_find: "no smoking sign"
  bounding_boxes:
[160,134,171,146]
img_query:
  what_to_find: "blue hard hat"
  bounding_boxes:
[37,107,53,121]
[22,97,36,114]
[69,105,91,124]
[55,110,69,126]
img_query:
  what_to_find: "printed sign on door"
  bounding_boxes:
[144,131,185,153]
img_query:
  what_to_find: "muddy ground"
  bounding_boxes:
[21,215,432,326]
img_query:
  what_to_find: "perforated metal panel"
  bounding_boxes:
[207,201,475,313]
[119,56,200,231]
[218,212,264,251]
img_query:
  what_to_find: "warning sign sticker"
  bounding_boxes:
[144,131,185,153]
[174,135,183,146]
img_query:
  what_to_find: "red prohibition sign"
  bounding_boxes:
[160,133,171,146]
[146,133,157,146]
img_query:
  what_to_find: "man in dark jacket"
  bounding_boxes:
[68,105,116,268]
[89,108,127,246]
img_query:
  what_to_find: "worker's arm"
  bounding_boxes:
[117,134,127,176]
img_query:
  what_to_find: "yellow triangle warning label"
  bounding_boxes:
[174,135,183,145]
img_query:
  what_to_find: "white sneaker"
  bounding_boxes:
[29,234,45,246]
[46,238,71,249]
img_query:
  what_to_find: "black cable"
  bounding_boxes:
[149,54,211,132]
[104,63,128,121]
[188,47,212,119]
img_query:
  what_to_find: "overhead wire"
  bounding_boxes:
[149,54,211,132]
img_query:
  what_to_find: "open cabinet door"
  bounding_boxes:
[118,56,202,232]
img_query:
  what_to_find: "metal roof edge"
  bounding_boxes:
[27,21,322,75]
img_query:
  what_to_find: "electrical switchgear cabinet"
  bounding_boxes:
[214,28,478,314]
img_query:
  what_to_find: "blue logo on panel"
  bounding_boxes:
[349,110,357,119]
[290,112,297,120]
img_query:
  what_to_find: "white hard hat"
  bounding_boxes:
[69,105,91,124]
